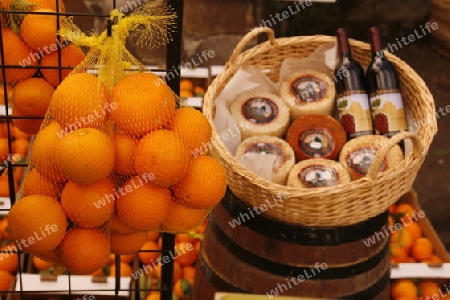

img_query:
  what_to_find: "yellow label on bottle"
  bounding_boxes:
[370,92,408,135]
[336,93,373,138]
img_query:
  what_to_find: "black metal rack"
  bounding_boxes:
[0,0,184,299]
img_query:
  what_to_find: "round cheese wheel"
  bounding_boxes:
[230,91,290,140]
[285,115,347,161]
[339,135,405,180]
[280,70,335,120]
[287,158,351,188]
[235,135,295,185]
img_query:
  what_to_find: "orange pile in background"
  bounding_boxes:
[391,278,446,300]
[388,203,442,265]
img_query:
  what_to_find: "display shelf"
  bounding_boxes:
[214,293,336,299]
[391,263,450,279]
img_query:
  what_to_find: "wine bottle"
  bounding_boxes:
[334,28,374,139]
[366,26,408,137]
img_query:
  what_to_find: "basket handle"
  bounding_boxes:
[365,131,423,181]
[227,27,276,67]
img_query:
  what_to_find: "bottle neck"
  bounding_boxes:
[369,27,386,60]
[336,28,351,58]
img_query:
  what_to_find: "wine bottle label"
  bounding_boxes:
[370,92,408,135]
[336,93,373,138]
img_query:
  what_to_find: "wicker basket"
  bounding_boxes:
[430,0,450,59]
[202,27,438,227]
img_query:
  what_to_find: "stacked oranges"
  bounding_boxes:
[391,279,447,300]
[0,217,15,294]
[0,0,85,135]
[389,203,442,265]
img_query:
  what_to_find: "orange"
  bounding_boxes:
[151,260,182,283]
[390,228,413,251]
[390,245,407,264]
[111,72,176,136]
[60,228,110,275]
[110,262,133,277]
[109,253,134,265]
[0,123,8,138]
[180,79,193,91]
[174,278,192,300]
[162,200,208,232]
[411,237,433,261]
[116,177,172,231]
[60,178,115,228]
[20,9,63,52]
[195,218,208,235]
[0,177,15,197]
[195,240,201,254]
[113,134,139,176]
[134,129,191,187]
[138,241,161,265]
[0,243,19,272]
[8,195,67,253]
[404,221,422,240]
[12,77,54,116]
[10,125,29,139]
[56,128,114,185]
[146,292,160,300]
[395,203,416,222]
[32,255,53,271]
[183,266,196,285]
[418,280,441,298]
[176,233,198,244]
[110,213,140,235]
[11,106,43,135]
[49,73,109,131]
[0,29,38,83]
[22,168,64,198]
[35,248,61,264]
[147,231,160,242]
[0,84,12,106]
[1,0,65,11]
[168,107,212,156]
[391,279,418,299]
[173,155,227,209]
[0,270,13,293]
[421,254,443,264]
[175,242,197,267]
[110,232,147,255]
[0,218,8,240]
[0,137,9,159]
[40,44,86,87]
[30,122,67,182]
[194,86,205,96]
[12,138,30,157]
[180,90,193,99]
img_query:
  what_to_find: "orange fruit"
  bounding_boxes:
[12,138,30,157]
[395,203,416,222]
[32,255,53,271]
[0,243,19,271]
[0,29,38,83]
[146,292,160,300]
[147,231,160,242]
[110,231,147,255]
[0,177,16,197]
[49,73,109,131]
[40,44,86,87]
[162,200,208,232]
[0,270,13,293]
[196,218,208,235]
[60,178,115,228]
[22,168,64,198]
[168,107,212,155]
[116,178,172,231]
[134,129,191,187]
[151,260,182,282]
[0,84,13,106]
[10,125,29,139]
[56,128,114,185]
[0,218,8,240]
[411,237,433,261]
[110,213,141,235]
[390,228,413,251]
[391,279,418,299]
[12,77,54,116]
[30,122,67,182]
[183,266,196,285]
[8,195,67,253]
[110,262,133,277]
[421,254,442,264]
[113,134,139,176]
[174,278,192,300]
[180,79,193,91]
[11,106,43,135]
[175,242,197,267]
[20,9,63,52]
[404,221,422,240]
[176,234,198,244]
[173,155,227,209]
[1,0,65,11]
[111,72,176,136]
[109,253,135,265]
[195,240,201,254]
[0,137,9,159]
[138,241,161,265]
[390,245,407,264]
[418,280,441,298]
[34,248,61,264]
[0,123,8,138]
[60,228,110,275]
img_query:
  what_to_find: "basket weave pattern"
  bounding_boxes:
[203,28,437,227]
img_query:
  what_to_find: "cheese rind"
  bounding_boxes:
[230,91,290,140]
[235,135,295,185]
[339,135,405,180]
[280,70,335,120]
[287,158,351,188]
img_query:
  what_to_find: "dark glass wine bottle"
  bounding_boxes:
[366,26,408,137]
[334,28,374,139]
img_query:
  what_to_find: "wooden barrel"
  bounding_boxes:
[192,189,391,299]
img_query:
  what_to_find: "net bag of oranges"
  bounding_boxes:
[6,1,227,275]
